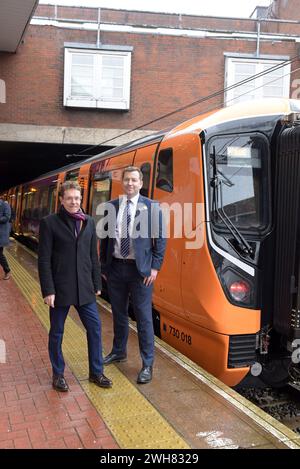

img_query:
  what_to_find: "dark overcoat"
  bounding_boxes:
[0,200,11,247]
[38,209,101,307]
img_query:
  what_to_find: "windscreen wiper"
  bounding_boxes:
[210,146,253,257]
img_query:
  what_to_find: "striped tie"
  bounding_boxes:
[120,200,131,258]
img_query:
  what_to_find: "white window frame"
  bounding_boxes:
[224,56,291,106]
[64,48,131,110]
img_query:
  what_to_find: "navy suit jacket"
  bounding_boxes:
[100,195,166,278]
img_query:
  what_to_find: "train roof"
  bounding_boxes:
[26,130,167,184]
[168,98,300,137]
[22,98,300,186]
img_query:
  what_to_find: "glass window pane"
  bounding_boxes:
[140,163,151,197]
[209,135,269,232]
[102,56,124,67]
[235,63,256,75]
[66,170,79,181]
[102,68,123,79]
[72,54,93,66]
[72,65,93,78]
[156,149,173,192]
[71,58,94,97]
[91,177,111,228]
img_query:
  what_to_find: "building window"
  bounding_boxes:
[225,57,290,106]
[64,48,131,110]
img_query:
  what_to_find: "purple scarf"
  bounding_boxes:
[62,207,86,236]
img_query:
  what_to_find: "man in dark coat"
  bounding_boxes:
[0,198,11,280]
[100,166,166,384]
[38,181,112,392]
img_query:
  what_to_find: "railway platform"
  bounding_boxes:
[1,239,300,450]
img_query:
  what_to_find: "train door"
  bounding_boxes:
[89,169,112,224]
[78,165,90,211]
[152,139,187,320]
[7,188,17,232]
[55,172,66,212]
[14,186,23,235]
[60,166,90,212]
[47,182,58,215]
[106,152,136,198]
[132,143,188,317]
[89,151,135,264]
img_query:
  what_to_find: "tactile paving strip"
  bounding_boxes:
[6,251,189,449]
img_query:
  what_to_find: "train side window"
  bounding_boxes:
[64,169,84,203]
[90,175,112,224]
[48,185,57,214]
[65,169,79,181]
[140,163,151,197]
[39,186,50,219]
[156,148,173,192]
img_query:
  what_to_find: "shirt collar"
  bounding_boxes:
[122,192,140,207]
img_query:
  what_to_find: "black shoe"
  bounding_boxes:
[52,375,69,392]
[89,373,112,388]
[137,366,153,384]
[103,352,127,365]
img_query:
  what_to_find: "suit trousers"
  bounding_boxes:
[107,259,154,366]
[0,247,10,274]
[49,301,103,377]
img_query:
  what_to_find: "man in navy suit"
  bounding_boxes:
[100,166,166,383]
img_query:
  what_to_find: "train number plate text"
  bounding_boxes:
[168,325,192,345]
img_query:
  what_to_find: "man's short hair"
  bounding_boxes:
[122,166,143,181]
[59,180,82,198]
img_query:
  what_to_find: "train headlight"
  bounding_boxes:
[220,267,254,306]
[229,280,250,303]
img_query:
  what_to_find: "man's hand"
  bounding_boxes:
[44,294,55,308]
[95,290,101,296]
[143,269,158,287]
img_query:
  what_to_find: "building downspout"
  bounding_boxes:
[256,20,261,57]
[97,8,101,47]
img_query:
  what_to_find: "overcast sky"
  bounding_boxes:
[39,0,273,18]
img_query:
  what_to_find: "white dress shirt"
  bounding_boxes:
[113,193,139,259]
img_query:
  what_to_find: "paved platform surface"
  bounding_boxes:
[0,273,118,449]
[0,239,300,449]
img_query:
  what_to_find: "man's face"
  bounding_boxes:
[122,171,143,199]
[60,188,81,213]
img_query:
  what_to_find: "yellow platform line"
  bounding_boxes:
[6,251,189,449]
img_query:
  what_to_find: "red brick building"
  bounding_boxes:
[1,0,300,188]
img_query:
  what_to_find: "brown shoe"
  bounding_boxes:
[89,373,112,388]
[3,272,11,280]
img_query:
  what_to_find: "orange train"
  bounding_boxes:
[5,98,300,387]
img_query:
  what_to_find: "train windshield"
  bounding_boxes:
[209,133,270,234]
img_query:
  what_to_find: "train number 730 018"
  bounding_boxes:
[168,325,192,345]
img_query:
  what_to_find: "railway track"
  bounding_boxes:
[239,384,300,434]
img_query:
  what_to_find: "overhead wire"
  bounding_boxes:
[66,54,299,159]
